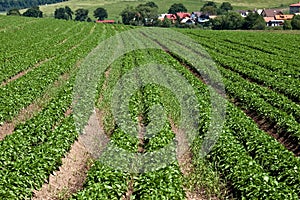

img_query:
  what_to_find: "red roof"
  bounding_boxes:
[165,14,177,20]
[290,2,300,6]
[176,12,190,19]
[96,20,115,23]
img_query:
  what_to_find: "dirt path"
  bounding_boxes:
[33,109,109,200]
[170,121,207,200]
[33,63,112,199]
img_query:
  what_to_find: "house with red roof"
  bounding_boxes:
[290,2,300,14]
[176,12,190,19]
[96,20,115,24]
[158,14,177,23]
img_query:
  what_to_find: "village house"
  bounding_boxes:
[158,14,177,23]
[290,2,300,14]
[96,20,115,24]
[260,9,285,26]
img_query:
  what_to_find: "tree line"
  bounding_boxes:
[0,0,66,12]
[7,6,108,22]
[5,1,300,30]
[120,1,300,30]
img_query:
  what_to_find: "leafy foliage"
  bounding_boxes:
[23,6,43,18]
[75,8,89,21]
[291,15,300,30]
[94,7,108,20]
[168,3,187,14]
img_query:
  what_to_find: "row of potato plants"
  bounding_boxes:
[221,67,300,139]
[0,21,110,124]
[183,30,300,67]
[205,36,299,79]
[186,34,300,103]
[0,21,121,198]
[73,49,186,199]
[0,18,84,83]
[0,79,77,199]
[149,48,299,199]
[218,67,300,123]
[156,33,300,196]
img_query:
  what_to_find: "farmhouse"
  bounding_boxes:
[290,2,300,14]
[158,14,177,23]
[96,20,115,24]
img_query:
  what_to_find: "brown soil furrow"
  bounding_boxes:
[170,121,206,200]
[32,140,92,200]
[1,57,53,87]
[121,115,145,199]
[33,109,109,199]
[137,115,145,153]
[121,178,134,200]
[97,66,112,107]
[243,108,300,156]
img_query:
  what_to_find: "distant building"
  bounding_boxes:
[236,10,251,17]
[176,12,190,19]
[290,2,300,14]
[96,20,115,24]
[158,14,177,23]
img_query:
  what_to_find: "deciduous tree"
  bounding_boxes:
[23,6,43,18]
[75,8,89,21]
[291,15,300,30]
[94,7,108,20]
[168,3,187,14]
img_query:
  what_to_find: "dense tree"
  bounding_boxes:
[201,6,217,15]
[201,1,217,15]
[220,2,232,12]
[144,2,158,8]
[243,12,265,30]
[23,6,43,18]
[136,3,158,25]
[120,6,136,25]
[54,6,73,20]
[223,12,244,29]
[65,6,73,20]
[94,7,107,20]
[120,3,158,26]
[168,3,187,14]
[75,8,89,21]
[161,16,172,27]
[283,20,292,30]
[291,15,300,30]
[54,7,68,20]
[202,1,217,8]
[212,12,244,30]
[7,8,21,16]
[0,0,67,12]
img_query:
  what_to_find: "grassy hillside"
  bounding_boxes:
[20,0,296,20]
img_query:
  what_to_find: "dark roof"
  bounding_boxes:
[262,9,283,17]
